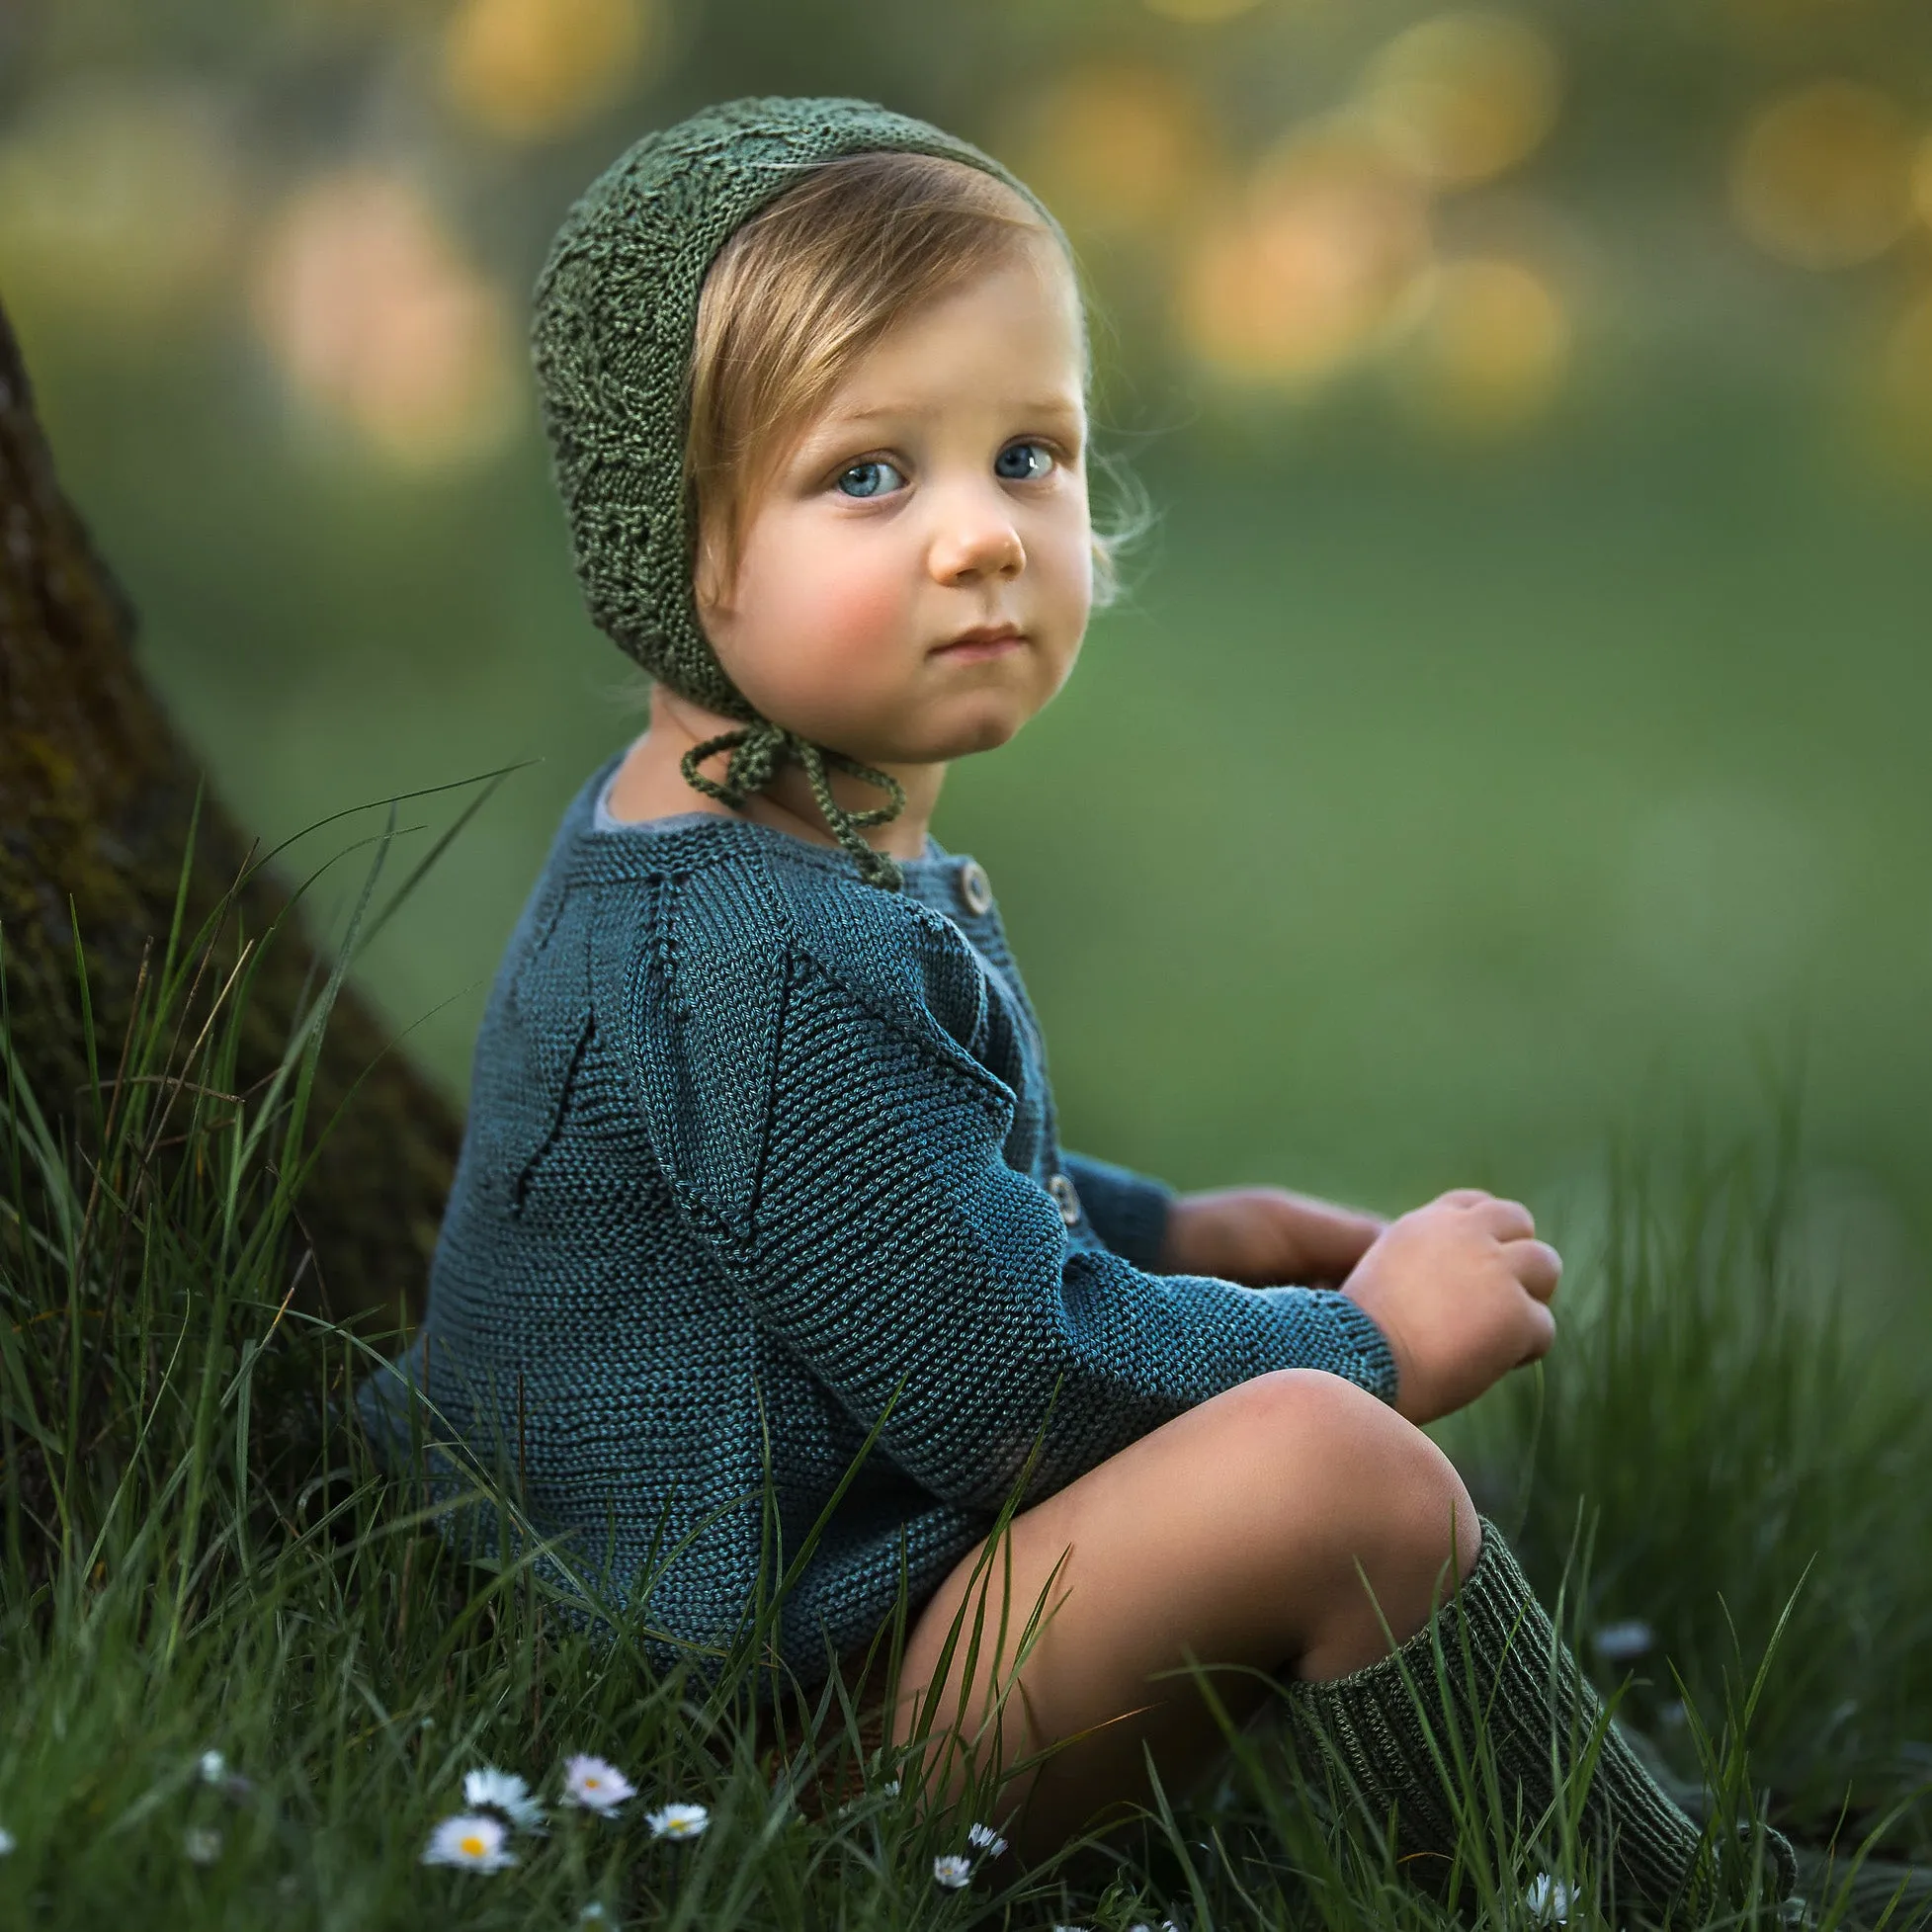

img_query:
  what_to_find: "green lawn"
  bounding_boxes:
[1,813,1928,1929]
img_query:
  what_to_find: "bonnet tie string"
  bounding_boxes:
[681,724,908,891]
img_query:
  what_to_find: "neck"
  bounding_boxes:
[637,686,946,860]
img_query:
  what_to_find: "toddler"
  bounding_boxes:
[360,96,1796,1901]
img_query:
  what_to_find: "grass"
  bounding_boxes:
[2,798,1930,1930]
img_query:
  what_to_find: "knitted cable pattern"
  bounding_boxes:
[357,755,1399,1691]
[1284,1519,1799,1915]
[529,96,1054,889]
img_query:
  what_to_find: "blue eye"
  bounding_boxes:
[994,443,1055,481]
[835,459,906,498]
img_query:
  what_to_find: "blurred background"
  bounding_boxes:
[4,0,1931,1327]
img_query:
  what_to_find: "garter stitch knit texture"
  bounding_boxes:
[529,96,1060,889]
[356,750,1400,1690]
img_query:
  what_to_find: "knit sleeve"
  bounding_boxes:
[1058,1150,1174,1271]
[630,873,1398,1514]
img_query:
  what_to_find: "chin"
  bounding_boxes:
[926,707,1026,759]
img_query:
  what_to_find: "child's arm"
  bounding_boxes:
[1057,1156,1385,1288]
[1155,1186,1386,1289]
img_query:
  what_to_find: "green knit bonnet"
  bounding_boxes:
[531,96,1062,890]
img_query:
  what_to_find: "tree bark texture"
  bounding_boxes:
[0,294,454,1329]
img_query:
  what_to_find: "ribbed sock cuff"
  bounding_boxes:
[1283,1516,1795,1913]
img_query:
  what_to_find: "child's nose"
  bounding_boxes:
[927,492,1026,584]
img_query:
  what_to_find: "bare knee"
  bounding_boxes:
[1216,1369,1479,1671]
[1230,1365,1469,1495]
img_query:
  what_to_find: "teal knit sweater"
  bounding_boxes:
[358,749,1399,1685]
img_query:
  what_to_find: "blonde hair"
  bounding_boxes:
[685,150,1127,601]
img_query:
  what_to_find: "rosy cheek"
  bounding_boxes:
[792,546,907,655]
[718,515,913,728]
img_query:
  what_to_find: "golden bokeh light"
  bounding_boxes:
[1729,81,1917,271]
[0,82,239,327]
[1358,11,1561,189]
[1021,65,1214,238]
[250,171,519,468]
[1390,256,1570,434]
[1178,123,1432,387]
[1144,0,1265,22]
[442,0,663,142]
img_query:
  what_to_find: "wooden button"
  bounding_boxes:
[1048,1172,1081,1226]
[958,860,993,916]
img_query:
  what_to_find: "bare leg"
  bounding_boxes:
[886,1367,1481,1860]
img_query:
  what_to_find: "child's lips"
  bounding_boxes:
[931,625,1026,662]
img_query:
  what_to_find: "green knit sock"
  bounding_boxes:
[1283,1518,1798,1917]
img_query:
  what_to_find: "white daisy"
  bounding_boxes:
[560,1754,636,1814]
[0,1826,15,1857]
[421,1812,519,1872]
[966,1820,1007,1856]
[463,1765,546,1830]
[197,1750,228,1785]
[183,1825,223,1866]
[1591,1619,1657,1663]
[1525,1872,1571,1924]
[933,1852,973,1889]
[644,1802,710,1841]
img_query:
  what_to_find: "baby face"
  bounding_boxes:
[693,239,1093,769]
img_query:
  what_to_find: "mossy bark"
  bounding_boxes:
[0,294,454,1329]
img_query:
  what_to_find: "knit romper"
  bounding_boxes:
[358,746,1398,1688]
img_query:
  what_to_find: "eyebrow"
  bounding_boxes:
[815,396,1083,428]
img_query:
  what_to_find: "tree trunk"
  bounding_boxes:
[0,294,454,1329]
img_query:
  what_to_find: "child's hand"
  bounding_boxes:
[1157,1188,1386,1290]
[1340,1190,1560,1424]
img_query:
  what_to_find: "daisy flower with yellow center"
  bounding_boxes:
[560,1754,636,1814]
[645,1802,710,1840]
[421,1812,519,1872]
